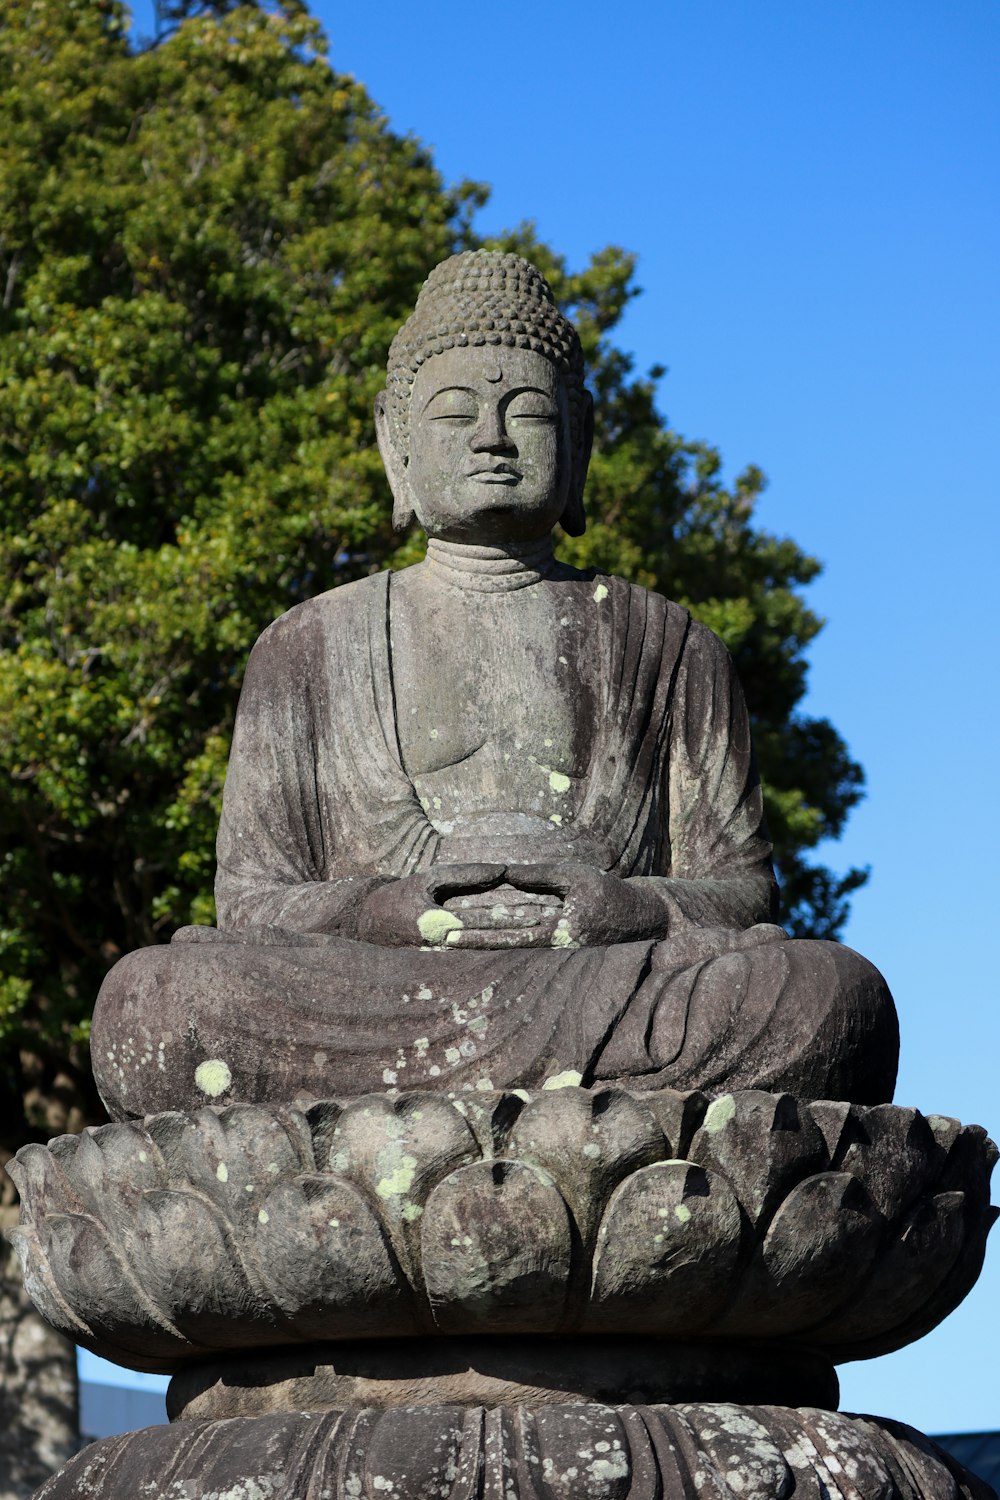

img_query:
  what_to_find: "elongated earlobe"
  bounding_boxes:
[561,389,594,537]
[373,389,416,532]
[392,491,416,533]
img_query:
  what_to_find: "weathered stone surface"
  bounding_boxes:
[10,1087,995,1371]
[90,250,899,1122]
[9,251,995,1500]
[30,1402,996,1500]
[167,1338,840,1419]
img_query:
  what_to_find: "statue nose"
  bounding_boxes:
[470,408,513,452]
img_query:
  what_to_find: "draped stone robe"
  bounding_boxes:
[92,572,898,1119]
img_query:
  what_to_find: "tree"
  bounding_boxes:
[0,0,865,1159]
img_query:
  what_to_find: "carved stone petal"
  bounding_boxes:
[7,1223,92,1347]
[807,1100,855,1163]
[329,1094,480,1274]
[128,1188,263,1341]
[834,1104,942,1220]
[589,1161,743,1334]
[33,1211,184,1366]
[6,1144,89,1224]
[46,1124,166,1233]
[688,1092,826,1226]
[252,1174,415,1337]
[726,1172,884,1335]
[145,1105,309,1216]
[809,1189,968,1354]
[422,1160,572,1333]
[506,1086,665,1244]
[937,1123,999,1200]
[642,1090,709,1160]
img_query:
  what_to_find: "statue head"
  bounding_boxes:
[375,251,593,541]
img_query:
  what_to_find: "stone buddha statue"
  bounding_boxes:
[92,251,898,1120]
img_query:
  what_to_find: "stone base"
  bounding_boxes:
[13,1090,997,1372]
[32,1402,995,1500]
[167,1337,840,1419]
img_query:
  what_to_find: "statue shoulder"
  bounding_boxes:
[248,573,389,661]
[674,613,745,698]
[596,573,692,635]
[596,576,738,683]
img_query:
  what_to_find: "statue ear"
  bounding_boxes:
[374,389,416,533]
[560,388,593,538]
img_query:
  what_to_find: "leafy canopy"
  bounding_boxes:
[0,0,865,1143]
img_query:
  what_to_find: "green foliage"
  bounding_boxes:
[0,0,864,1137]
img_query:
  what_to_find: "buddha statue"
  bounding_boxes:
[92,251,898,1120]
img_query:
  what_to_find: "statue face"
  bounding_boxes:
[403,345,572,544]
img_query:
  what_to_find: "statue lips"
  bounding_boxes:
[467,464,521,484]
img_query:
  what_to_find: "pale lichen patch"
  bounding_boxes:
[375,1155,418,1199]
[551,917,574,948]
[702,1094,737,1133]
[417,908,463,945]
[194,1058,232,1098]
[542,1069,583,1090]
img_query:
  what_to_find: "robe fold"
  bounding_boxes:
[92,572,898,1118]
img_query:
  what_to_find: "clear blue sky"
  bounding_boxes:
[110,0,999,1434]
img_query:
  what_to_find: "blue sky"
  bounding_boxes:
[107,0,999,1434]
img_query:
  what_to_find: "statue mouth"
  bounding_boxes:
[468,465,521,483]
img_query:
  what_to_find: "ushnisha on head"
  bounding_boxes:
[374,251,593,542]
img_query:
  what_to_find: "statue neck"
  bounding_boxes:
[424,536,557,593]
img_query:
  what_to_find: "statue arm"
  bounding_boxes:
[214,614,383,934]
[641,620,779,931]
[453,622,778,951]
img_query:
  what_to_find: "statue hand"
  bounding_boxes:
[504,862,669,948]
[442,863,670,949]
[355,865,507,948]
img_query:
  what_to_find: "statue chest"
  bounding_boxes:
[389,579,601,808]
